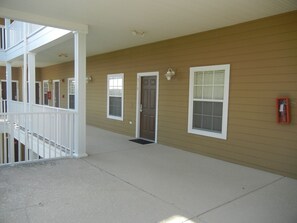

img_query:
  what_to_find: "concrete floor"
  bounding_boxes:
[1,125,297,223]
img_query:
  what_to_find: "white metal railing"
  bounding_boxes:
[0,111,76,165]
[0,25,5,50]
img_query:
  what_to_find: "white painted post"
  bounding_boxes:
[9,114,15,163]
[28,52,36,111]
[0,132,3,163]
[22,23,28,112]
[74,31,87,157]
[5,62,12,112]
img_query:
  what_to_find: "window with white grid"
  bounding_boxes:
[107,73,124,120]
[188,64,230,139]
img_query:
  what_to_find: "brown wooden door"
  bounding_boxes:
[1,81,7,100]
[140,76,156,141]
[12,82,17,101]
[35,82,40,104]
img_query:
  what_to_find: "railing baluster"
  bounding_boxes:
[4,133,7,163]
[49,113,51,159]
[54,111,57,158]
[9,114,15,163]
[30,113,33,160]
[65,113,72,156]
[18,116,21,162]
[24,114,28,161]
[4,113,8,163]
[43,112,45,158]
[70,113,74,157]
[59,112,62,157]
[37,113,40,160]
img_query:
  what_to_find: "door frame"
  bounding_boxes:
[135,71,159,143]
[53,79,60,107]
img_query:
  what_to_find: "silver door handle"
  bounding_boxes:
[140,104,143,112]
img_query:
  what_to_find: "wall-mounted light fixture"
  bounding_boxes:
[131,30,145,37]
[86,76,92,83]
[48,79,52,84]
[164,68,175,80]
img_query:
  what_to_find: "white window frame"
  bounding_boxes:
[53,79,60,107]
[107,73,124,121]
[188,64,230,140]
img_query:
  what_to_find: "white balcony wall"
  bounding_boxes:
[8,20,24,48]
[5,26,71,62]
[27,23,44,37]
[7,20,44,49]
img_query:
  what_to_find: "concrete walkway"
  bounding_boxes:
[1,125,297,223]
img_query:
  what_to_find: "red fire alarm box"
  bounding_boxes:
[276,97,290,124]
[47,91,52,100]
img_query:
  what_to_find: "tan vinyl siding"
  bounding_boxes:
[39,61,74,108]
[0,66,23,100]
[41,11,297,178]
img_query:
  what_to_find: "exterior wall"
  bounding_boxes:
[0,66,23,100]
[40,11,297,178]
[39,61,74,108]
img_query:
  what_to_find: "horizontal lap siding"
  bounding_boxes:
[43,11,297,178]
[156,12,297,178]
[0,67,23,100]
[40,62,74,108]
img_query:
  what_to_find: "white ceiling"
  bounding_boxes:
[0,0,297,67]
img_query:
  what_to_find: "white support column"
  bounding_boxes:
[0,134,3,164]
[23,23,28,112]
[28,52,36,110]
[5,62,12,112]
[22,59,27,111]
[74,31,87,157]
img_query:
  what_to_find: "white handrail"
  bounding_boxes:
[0,110,76,165]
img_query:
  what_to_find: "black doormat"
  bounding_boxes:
[129,139,154,145]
